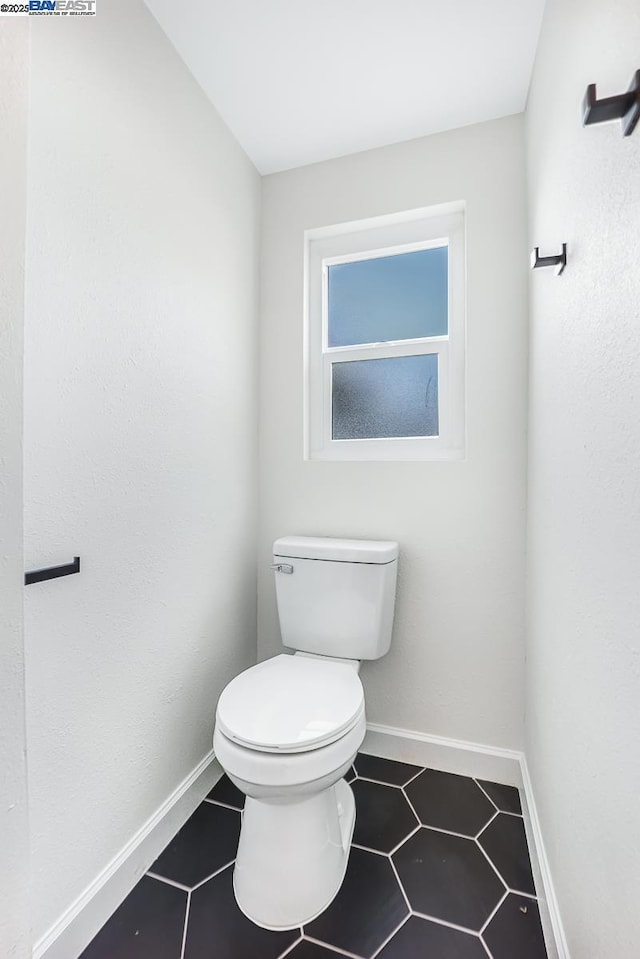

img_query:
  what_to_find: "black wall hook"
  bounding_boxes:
[583,69,640,137]
[531,244,567,276]
[25,556,80,585]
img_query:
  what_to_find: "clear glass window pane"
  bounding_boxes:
[332,354,439,440]
[327,246,448,348]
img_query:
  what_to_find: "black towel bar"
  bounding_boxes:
[25,557,80,585]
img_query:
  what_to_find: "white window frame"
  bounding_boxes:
[304,203,466,461]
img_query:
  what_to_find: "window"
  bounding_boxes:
[305,204,466,460]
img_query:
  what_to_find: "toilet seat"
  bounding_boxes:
[214,713,366,791]
[216,654,364,753]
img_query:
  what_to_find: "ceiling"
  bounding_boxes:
[145,0,546,175]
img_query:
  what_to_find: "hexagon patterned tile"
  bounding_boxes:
[149,803,240,888]
[184,865,298,959]
[351,779,419,852]
[81,754,549,959]
[305,847,408,956]
[405,767,496,837]
[478,813,536,895]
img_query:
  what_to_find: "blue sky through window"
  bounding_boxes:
[327,246,448,347]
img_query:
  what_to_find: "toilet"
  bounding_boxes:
[213,535,398,930]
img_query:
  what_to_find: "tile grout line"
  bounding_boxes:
[353,759,425,790]
[422,821,482,841]
[179,890,191,959]
[275,934,304,959]
[410,908,481,937]
[349,816,419,859]
[359,785,508,851]
[387,822,421,857]
[473,778,524,819]
[401,766,427,787]
[190,858,235,892]
[479,889,509,934]
[474,779,500,812]
[473,790,524,822]
[355,776,405,789]
[145,871,191,893]
[388,855,413,915]
[302,933,363,958]
[475,809,499,838]
[351,842,391,858]
[507,886,538,900]
[202,797,244,813]
[369,912,412,958]
[354,769,425,789]
[400,784,423,826]
[475,832,538,900]
[474,836,509,891]
[480,933,495,958]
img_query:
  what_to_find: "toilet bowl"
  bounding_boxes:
[213,536,398,930]
[214,654,365,929]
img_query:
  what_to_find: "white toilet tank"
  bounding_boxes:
[272,536,399,660]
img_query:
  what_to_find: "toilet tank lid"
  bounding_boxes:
[273,536,398,564]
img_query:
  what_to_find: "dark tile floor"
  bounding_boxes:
[81,754,549,959]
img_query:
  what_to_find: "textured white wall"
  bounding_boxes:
[259,116,529,749]
[525,1,640,955]
[0,18,31,959]
[24,0,259,940]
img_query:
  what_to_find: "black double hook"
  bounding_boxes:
[583,69,640,137]
[530,244,567,276]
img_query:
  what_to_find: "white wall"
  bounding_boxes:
[24,0,259,941]
[259,116,529,749]
[0,18,31,959]
[525,1,640,955]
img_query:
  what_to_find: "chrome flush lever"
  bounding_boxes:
[271,563,294,574]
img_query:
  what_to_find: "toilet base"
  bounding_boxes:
[232,778,356,930]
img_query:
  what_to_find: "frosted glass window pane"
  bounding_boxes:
[332,355,438,440]
[327,246,447,347]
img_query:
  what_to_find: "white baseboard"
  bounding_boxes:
[363,722,523,786]
[363,722,569,959]
[520,756,570,959]
[33,750,222,959]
